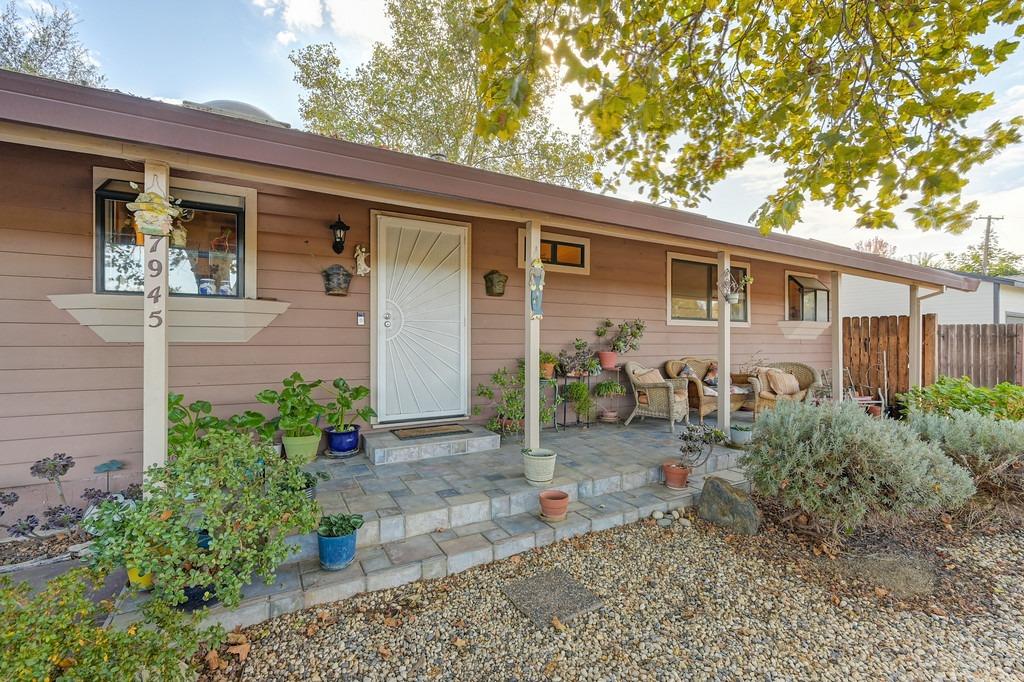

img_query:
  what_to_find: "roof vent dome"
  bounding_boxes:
[181,99,290,128]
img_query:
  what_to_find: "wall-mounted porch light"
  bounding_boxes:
[328,214,351,254]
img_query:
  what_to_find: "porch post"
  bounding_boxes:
[143,160,170,473]
[908,284,922,387]
[716,251,731,432]
[524,219,541,451]
[830,271,843,401]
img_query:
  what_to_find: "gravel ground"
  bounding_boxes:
[205,515,1023,681]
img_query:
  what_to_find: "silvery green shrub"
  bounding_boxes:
[906,410,1024,495]
[741,401,975,537]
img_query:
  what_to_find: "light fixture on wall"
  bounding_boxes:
[328,214,351,254]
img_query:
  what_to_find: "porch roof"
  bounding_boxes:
[0,70,977,292]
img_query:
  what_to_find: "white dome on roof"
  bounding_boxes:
[181,99,290,128]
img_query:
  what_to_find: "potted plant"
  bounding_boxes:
[562,381,596,423]
[729,423,753,445]
[522,447,557,486]
[257,372,325,463]
[318,513,364,571]
[322,378,375,456]
[295,470,330,500]
[539,350,559,379]
[720,270,754,304]
[664,423,725,489]
[594,319,616,369]
[538,489,569,521]
[593,379,626,422]
[475,361,559,439]
[596,319,646,370]
[558,338,600,377]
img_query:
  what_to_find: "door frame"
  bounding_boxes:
[369,210,472,426]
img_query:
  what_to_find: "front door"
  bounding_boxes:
[375,214,469,423]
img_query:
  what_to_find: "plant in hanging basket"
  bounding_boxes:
[125,181,185,236]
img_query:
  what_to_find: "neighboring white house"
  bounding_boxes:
[842,272,1024,324]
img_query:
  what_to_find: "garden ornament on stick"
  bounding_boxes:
[529,257,545,319]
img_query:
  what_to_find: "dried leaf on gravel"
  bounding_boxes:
[205,650,221,671]
[874,587,889,598]
[305,623,319,637]
[227,642,251,662]
[452,637,468,648]
[378,645,392,659]
[551,617,567,632]
[383,617,401,628]
[226,632,248,645]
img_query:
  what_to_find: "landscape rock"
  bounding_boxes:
[651,511,664,520]
[697,477,761,535]
[656,518,672,528]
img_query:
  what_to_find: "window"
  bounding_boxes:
[517,229,590,274]
[787,274,830,321]
[667,253,749,324]
[96,180,244,297]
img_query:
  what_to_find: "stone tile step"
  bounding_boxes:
[364,425,501,465]
[184,469,748,630]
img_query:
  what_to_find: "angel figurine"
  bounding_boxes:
[354,243,371,276]
[528,257,545,319]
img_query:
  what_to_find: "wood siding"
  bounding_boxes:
[0,142,831,515]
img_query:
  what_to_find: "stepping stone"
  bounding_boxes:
[502,567,602,629]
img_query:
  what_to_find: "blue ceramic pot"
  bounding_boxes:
[325,425,361,454]
[318,531,357,571]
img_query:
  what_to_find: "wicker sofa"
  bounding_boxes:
[664,357,749,423]
[746,362,821,418]
[622,361,691,433]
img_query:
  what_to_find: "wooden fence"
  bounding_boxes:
[937,323,1024,387]
[842,314,937,400]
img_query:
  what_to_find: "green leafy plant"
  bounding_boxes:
[907,410,1024,496]
[678,423,726,469]
[562,381,596,420]
[90,430,319,609]
[593,379,626,399]
[609,319,646,354]
[539,350,558,365]
[742,401,975,539]
[475,361,559,437]
[0,567,214,681]
[257,372,325,437]
[169,392,277,448]
[318,513,364,538]
[558,338,599,376]
[900,376,1024,420]
[594,318,613,338]
[323,378,375,433]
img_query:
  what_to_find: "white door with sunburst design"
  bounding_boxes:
[375,214,469,423]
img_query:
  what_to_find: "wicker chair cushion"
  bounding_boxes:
[758,389,807,402]
[637,389,686,405]
[767,371,801,396]
[635,368,664,385]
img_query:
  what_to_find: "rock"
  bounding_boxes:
[697,477,761,535]
[678,518,692,529]
[67,541,93,556]
[652,511,664,520]
[840,553,936,599]
[671,510,680,520]
[656,518,673,528]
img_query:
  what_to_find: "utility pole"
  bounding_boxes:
[975,215,1004,275]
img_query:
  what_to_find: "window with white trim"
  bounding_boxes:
[517,228,590,274]
[667,253,749,324]
[786,272,830,321]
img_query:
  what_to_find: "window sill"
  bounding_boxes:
[666,318,752,328]
[777,320,831,339]
[48,293,289,343]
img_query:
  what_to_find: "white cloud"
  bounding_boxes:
[276,30,297,46]
[252,0,323,31]
[324,0,390,49]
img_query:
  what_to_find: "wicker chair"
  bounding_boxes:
[747,362,821,419]
[664,357,748,423]
[622,361,690,433]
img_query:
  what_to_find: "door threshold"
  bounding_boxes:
[371,416,470,431]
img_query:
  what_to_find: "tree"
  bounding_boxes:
[905,252,943,268]
[945,233,1023,276]
[0,1,103,86]
[291,0,596,188]
[854,236,898,259]
[475,1,1023,233]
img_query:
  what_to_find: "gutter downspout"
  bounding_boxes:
[994,283,1001,324]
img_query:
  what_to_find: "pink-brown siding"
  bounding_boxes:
[0,142,832,519]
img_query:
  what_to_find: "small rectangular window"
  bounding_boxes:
[518,229,590,274]
[787,274,829,321]
[668,255,749,322]
[96,180,244,298]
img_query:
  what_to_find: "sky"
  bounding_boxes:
[23,0,1024,262]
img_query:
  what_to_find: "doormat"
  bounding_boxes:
[392,424,472,441]
[502,568,602,629]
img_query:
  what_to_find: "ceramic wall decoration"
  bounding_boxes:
[529,258,545,319]
[484,269,509,296]
[322,264,353,296]
[354,244,371,276]
[125,180,182,236]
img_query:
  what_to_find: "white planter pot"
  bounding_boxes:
[730,427,752,445]
[523,448,557,486]
[725,293,740,304]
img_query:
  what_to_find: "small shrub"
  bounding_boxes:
[0,567,213,681]
[907,410,1024,495]
[741,401,975,538]
[900,376,1024,420]
[475,361,559,436]
[318,513,364,537]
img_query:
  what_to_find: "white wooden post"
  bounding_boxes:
[716,251,731,432]
[908,284,922,388]
[143,161,170,473]
[831,271,843,401]
[524,220,541,451]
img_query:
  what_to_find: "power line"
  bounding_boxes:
[975,214,1004,275]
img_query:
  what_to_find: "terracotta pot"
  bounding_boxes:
[597,351,618,370]
[540,362,556,379]
[598,410,619,423]
[866,405,882,417]
[538,489,569,520]
[662,461,691,490]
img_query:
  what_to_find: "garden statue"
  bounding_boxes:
[529,257,545,319]
[354,244,371,276]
